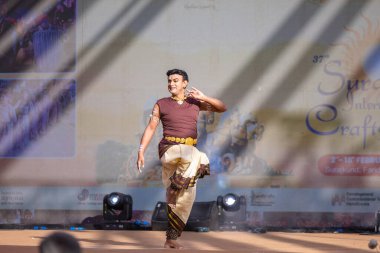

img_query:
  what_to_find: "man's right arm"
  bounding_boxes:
[136,104,160,172]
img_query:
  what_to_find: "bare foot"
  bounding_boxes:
[164,239,184,249]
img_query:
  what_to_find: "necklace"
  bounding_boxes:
[171,96,186,105]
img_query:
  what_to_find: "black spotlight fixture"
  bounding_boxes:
[103,192,133,221]
[217,193,247,230]
[375,210,380,233]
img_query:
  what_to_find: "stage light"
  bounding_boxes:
[222,193,239,211]
[103,192,133,221]
[217,193,247,230]
[375,210,380,233]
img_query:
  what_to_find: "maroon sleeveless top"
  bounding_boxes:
[156,97,201,157]
[157,97,201,138]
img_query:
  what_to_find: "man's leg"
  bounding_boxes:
[160,145,205,249]
[165,187,196,249]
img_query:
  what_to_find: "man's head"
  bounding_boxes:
[166,69,189,82]
[39,232,81,253]
[166,69,189,96]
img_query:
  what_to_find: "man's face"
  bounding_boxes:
[167,74,187,96]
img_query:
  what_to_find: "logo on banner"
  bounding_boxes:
[331,192,377,207]
[250,191,275,206]
[77,189,90,201]
[331,193,345,206]
[77,188,103,205]
[0,190,24,207]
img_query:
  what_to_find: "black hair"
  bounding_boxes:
[166,69,189,82]
[39,232,81,253]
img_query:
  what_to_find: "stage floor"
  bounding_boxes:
[0,229,378,253]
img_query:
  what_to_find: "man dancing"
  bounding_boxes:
[137,69,227,249]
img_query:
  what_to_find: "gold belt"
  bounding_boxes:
[165,136,197,146]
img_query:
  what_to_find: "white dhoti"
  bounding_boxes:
[160,144,209,239]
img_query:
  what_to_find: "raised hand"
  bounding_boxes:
[188,87,206,101]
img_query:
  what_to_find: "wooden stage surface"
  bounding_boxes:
[0,229,378,253]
